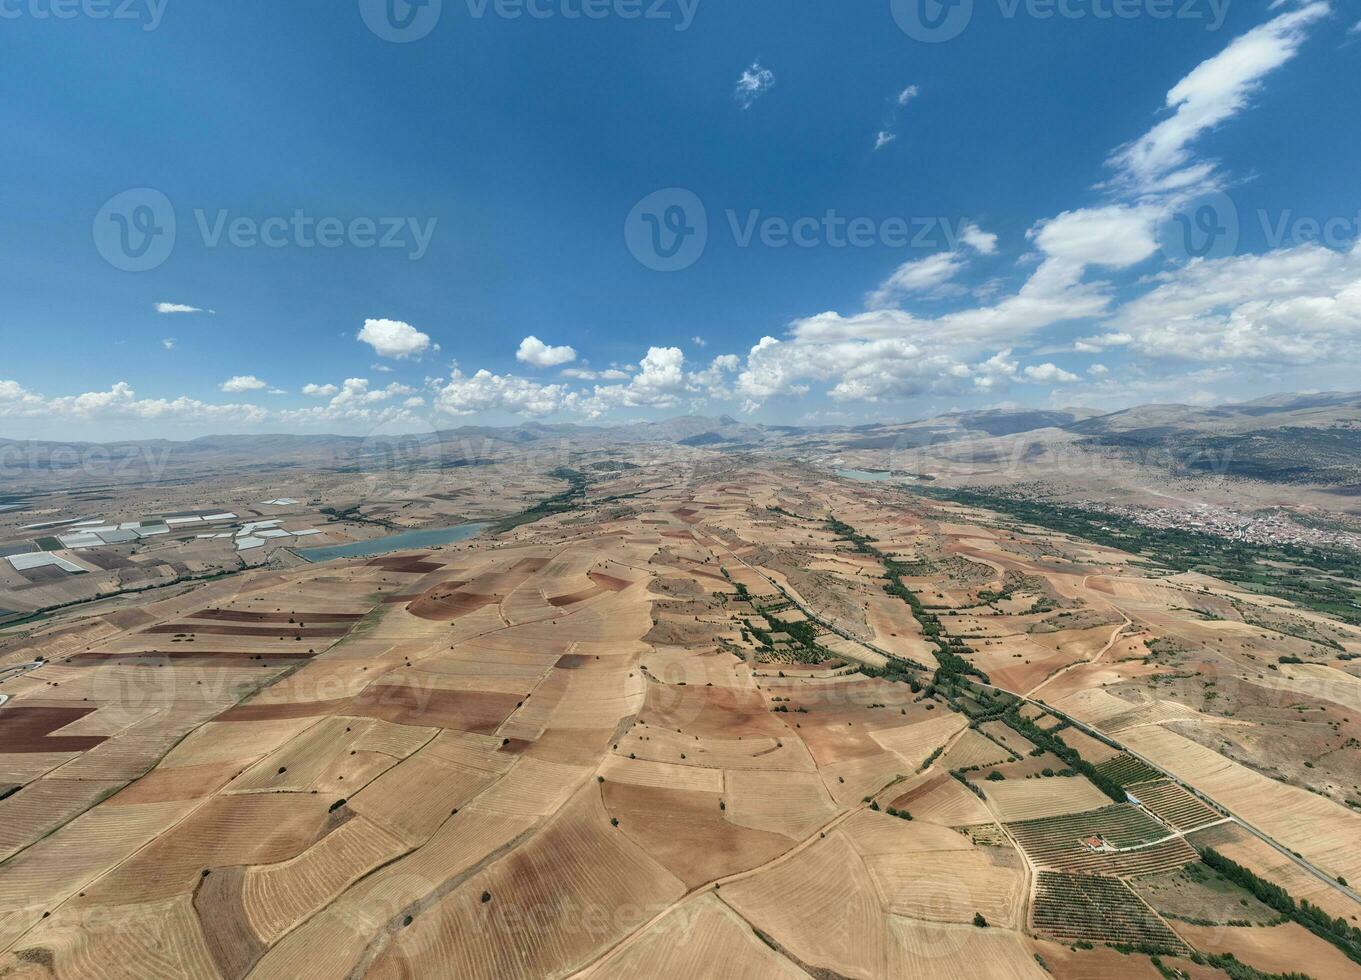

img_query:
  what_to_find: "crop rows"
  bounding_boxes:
[1128,779,1222,831]
[1094,753,1164,787]
[1007,805,1198,877]
[1032,872,1191,954]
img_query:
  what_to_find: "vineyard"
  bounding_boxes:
[1094,753,1165,787]
[1007,805,1198,877]
[1129,780,1223,832]
[1031,872,1191,954]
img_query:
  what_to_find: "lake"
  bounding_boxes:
[293,522,492,562]
[835,469,899,483]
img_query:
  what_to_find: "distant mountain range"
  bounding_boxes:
[5,391,1361,490]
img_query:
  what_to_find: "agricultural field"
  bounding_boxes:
[1031,872,1191,954]
[0,452,1358,977]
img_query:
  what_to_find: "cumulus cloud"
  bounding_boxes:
[1027,205,1159,270]
[219,375,268,393]
[959,222,999,255]
[302,383,339,398]
[0,380,268,424]
[326,378,414,407]
[1083,240,1361,364]
[516,336,578,368]
[358,318,433,359]
[435,368,569,417]
[734,61,775,109]
[1021,363,1080,384]
[897,85,920,106]
[161,338,176,350]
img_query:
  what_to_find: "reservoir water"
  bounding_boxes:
[293,522,491,562]
[835,469,899,482]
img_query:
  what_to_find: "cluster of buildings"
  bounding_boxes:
[1092,502,1361,552]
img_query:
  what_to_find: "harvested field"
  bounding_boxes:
[892,772,994,826]
[942,728,1014,770]
[366,788,687,980]
[592,895,806,980]
[982,775,1112,822]
[886,917,1050,979]
[604,780,790,886]
[2,463,1351,976]
[723,768,838,839]
[1177,922,1361,980]
[720,831,888,979]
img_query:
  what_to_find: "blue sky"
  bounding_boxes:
[1,0,1359,439]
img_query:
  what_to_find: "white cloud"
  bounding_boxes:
[328,378,414,407]
[734,61,775,109]
[960,222,999,255]
[302,383,339,398]
[220,375,268,393]
[155,302,211,315]
[516,335,578,368]
[161,338,176,350]
[561,367,630,381]
[569,347,732,417]
[867,252,967,307]
[1022,363,1079,384]
[1350,18,1361,34]
[1085,240,1361,364]
[875,85,920,151]
[867,222,1000,307]
[1106,3,1328,194]
[1088,363,1110,376]
[357,318,433,359]
[691,336,708,347]
[435,369,569,417]
[1027,205,1158,270]
[268,388,288,396]
[0,380,268,424]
